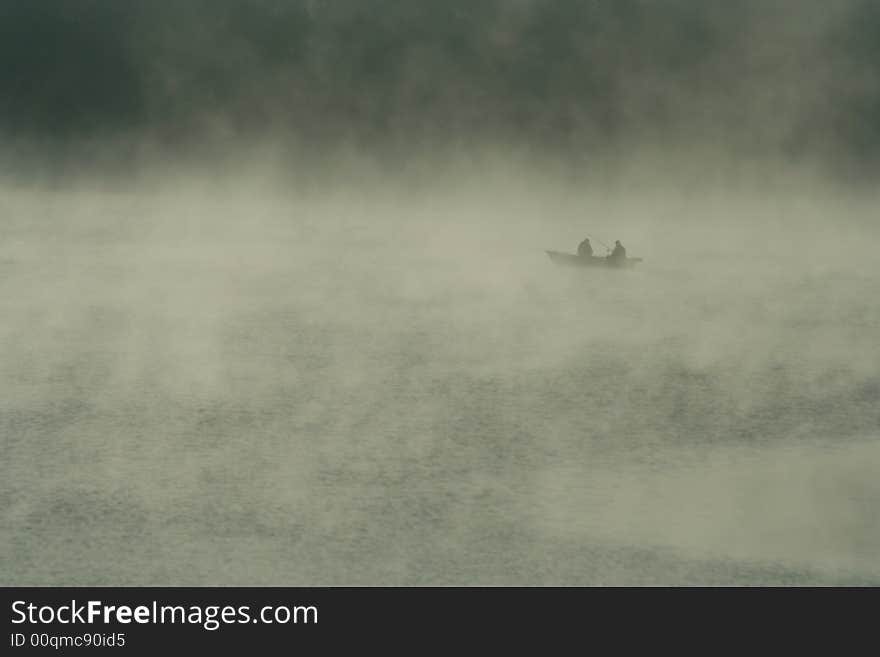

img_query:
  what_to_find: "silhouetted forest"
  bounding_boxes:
[2,1,879,171]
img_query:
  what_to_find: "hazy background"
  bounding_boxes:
[1,1,879,585]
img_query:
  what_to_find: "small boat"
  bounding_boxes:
[546,250,643,269]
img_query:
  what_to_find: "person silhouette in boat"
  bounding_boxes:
[608,240,627,263]
[577,237,593,257]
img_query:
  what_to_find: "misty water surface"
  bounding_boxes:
[1,173,878,585]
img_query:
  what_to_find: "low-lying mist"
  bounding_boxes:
[2,160,878,584]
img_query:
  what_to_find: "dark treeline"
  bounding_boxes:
[1,0,879,172]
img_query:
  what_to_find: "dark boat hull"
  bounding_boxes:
[546,251,642,269]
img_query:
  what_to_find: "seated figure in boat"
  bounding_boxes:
[608,240,626,262]
[577,237,593,257]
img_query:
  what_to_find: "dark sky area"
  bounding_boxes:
[1,0,879,174]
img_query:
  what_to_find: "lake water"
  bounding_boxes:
[2,181,878,585]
